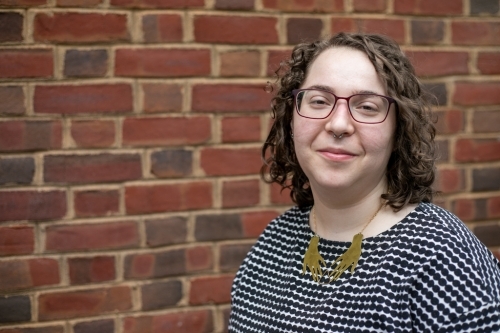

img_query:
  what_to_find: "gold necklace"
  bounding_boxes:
[302,204,383,283]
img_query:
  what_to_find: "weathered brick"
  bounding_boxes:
[189,275,233,305]
[0,190,66,222]
[142,83,183,113]
[34,13,129,43]
[436,139,449,164]
[110,0,204,8]
[0,258,59,292]
[73,319,114,333]
[434,110,464,134]
[331,18,405,44]
[0,0,47,5]
[186,246,213,272]
[220,50,260,77]
[71,120,115,148]
[215,0,253,10]
[241,210,277,238]
[124,249,185,279]
[192,84,270,112]
[142,14,182,43]
[219,243,252,272]
[0,226,34,256]
[270,182,293,205]
[411,20,445,45]
[221,116,261,143]
[0,157,34,185]
[487,196,500,219]
[394,0,462,15]
[200,147,261,176]
[34,84,133,114]
[472,167,500,192]
[434,168,465,194]
[123,310,213,333]
[115,48,210,77]
[125,181,212,214]
[0,48,53,78]
[473,110,500,133]
[262,0,344,12]
[0,86,25,115]
[123,116,210,147]
[38,286,132,321]
[145,216,187,247]
[470,0,499,15]
[267,48,292,76]
[455,138,500,162]
[287,18,323,44]
[0,12,23,42]
[194,15,278,44]
[477,52,500,74]
[0,295,30,323]
[0,326,64,333]
[353,0,386,12]
[222,179,260,208]
[451,198,487,222]
[452,21,500,46]
[410,51,468,77]
[74,189,120,217]
[0,120,61,152]
[45,221,139,252]
[195,213,242,241]
[454,81,500,106]
[44,153,142,184]
[64,49,108,77]
[151,149,192,178]
[474,224,500,247]
[68,256,115,285]
[423,83,447,106]
[141,280,182,310]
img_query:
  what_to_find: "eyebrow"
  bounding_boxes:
[304,85,381,96]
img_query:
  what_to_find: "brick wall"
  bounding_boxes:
[0,0,499,332]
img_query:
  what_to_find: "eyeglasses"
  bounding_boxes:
[292,89,397,124]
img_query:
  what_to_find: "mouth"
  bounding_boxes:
[317,148,356,161]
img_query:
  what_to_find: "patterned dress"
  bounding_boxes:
[229,203,500,332]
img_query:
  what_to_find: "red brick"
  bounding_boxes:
[64,49,108,77]
[45,221,139,252]
[434,168,465,194]
[186,246,213,273]
[146,216,187,247]
[71,120,115,148]
[221,116,261,143]
[219,243,252,272]
[451,198,476,221]
[110,0,204,8]
[473,110,500,133]
[38,286,132,321]
[0,326,64,333]
[142,14,183,43]
[142,83,183,113]
[0,49,53,78]
[0,226,34,256]
[0,190,66,222]
[200,147,261,176]
[57,0,103,6]
[455,138,500,163]
[394,0,462,15]
[151,149,193,178]
[0,12,23,43]
[68,256,115,285]
[0,0,47,5]
[34,13,129,43]
[44,153,142,184]
[453,81,500,106]
[0,258,59,292]
[194,15,278,44]
[125,181,212,214]
[34,84,133,114]
[220,50,260,77]
[287,18,323,44]
[477,52,500,74]
[267,48,292,76]
[270,182,293,205]
[411,20,445,45]
[215,0,254,10]
[222,179,260,208]
[353,0,386,12]
[436,139,449,164]
[189,275,233,305]
[0,120,61,152]
[123,310,213,333]
[331,18,405,44]
[0,86,25,115]
[487,196,500,219]
[434,109,464,134]
[262,0,344,12]
[241,211,277,238]
[74,189,120,217]
[452,21,500,46]
[124,249,185,279]
[115,48,210,77]
[409,51,468,77]
[123,116,210,147]
[192,84,270,112]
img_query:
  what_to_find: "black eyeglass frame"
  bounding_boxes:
[292,88,398,124]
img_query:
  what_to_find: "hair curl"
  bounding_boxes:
[261,32,436,211]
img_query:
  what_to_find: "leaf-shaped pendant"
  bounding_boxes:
[328,233,363,282]
[302,235,326,282]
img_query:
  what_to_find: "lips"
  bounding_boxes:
[317,147,357,161]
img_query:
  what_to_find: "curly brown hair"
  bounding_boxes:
[261,32,436,211]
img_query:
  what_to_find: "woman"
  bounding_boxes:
[228,33,500,332]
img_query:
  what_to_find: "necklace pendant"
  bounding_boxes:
[302,235,326,282]
[328,233,363,282]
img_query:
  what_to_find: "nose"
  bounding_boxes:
[324,98,354,136]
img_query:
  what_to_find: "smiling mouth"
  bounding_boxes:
[318,149,356,161]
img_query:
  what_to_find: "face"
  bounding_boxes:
[292,47,397,204]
